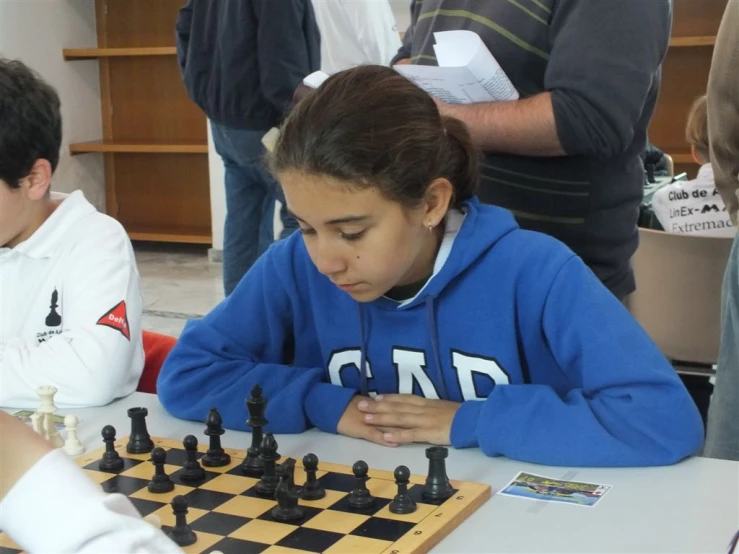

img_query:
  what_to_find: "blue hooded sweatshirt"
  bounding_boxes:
[158,199,703,467]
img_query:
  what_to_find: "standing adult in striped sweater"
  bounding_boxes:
[394,0,671,300]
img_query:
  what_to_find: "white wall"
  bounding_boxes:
[0,0,104,210]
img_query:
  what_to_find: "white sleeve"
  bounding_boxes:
[0,225,144,409]
[343,0,402,66]
[0,449,183,554]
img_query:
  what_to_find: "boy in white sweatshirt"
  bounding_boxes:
[0,58,144,408]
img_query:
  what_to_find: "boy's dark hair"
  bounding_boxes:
[271,65,479,209]
[0,58,62,188]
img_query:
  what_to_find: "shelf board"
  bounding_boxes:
[668,36,716,47]
[70,140,208,155]
[128,226,212,245]
[63,47,177,60]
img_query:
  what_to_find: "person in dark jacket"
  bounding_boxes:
[176,0,320,295]
[394,0,671,301]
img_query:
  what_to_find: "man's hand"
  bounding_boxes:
[394,58,412,65]
[337,395,400,447]
[357,394,461,446]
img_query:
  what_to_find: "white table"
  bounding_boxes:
[41,393,739,553]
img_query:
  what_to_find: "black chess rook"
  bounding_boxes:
[389,465,417,514]
[242,384,268,476]
[422,446,454,501]
[126,407,155,454]
[254,433,281,497]
[299,453,326,501]
[98,425,124,472]
[148,447,175,493]
[348,460,375,509]
[167,495,197,547]
[179,435,206,483]
[202,407,231,467]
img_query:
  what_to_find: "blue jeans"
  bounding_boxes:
[210,123,298,296]
[704,232,739,461]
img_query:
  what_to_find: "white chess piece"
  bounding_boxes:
[36,385,63,447]
[63,414,85,456]
[30,412,43,435]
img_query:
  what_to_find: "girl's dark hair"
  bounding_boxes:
[271,65,479,209]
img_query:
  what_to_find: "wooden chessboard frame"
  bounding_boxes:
[0,436,491,554]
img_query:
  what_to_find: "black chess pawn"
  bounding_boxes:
[348,460,374,509]
[271,459,304,522]
[254,433,281,497]
[389,465,417,514]
[242,385,268,476]
[98,425,124,472]
[422,446,454,501]
[148,447,175,493]
[202,407,231,467]
[299,453,325,501]
[167,495,197,547]
[179,435,206,483]
[126,407,154,454]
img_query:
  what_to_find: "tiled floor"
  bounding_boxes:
[135,243,224,337]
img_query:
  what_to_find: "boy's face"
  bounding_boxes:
[279,171,442,303]
[0,160,53,248]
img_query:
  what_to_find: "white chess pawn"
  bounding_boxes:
[63,414,85,456]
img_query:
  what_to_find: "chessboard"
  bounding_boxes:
[0,435,491,554]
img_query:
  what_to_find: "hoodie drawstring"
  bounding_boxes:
[357,299,448,400]
[358,305,369,396]
[426,296,449,400]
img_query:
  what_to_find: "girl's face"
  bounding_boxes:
[279,171,444,302]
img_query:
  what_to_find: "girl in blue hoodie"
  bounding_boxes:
[158,66,703,467]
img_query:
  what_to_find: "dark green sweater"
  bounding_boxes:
[394,0,672,299]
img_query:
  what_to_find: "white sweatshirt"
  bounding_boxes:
[0,448,183,553]
[311,0,402,75]
[0,191,144,408]
[652,163,736,238]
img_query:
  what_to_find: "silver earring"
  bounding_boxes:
[427,222,435,233]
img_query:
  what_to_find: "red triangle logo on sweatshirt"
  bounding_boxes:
[96,301,130,341]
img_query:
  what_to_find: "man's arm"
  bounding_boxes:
[707,0,739,224]
[440,0,671,158]
[175,0,193,74]
[256,0,320,118]
[0,228,143,408]
[439,93,564,156]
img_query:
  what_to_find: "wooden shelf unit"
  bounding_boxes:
[648,0,728,179]
[70,140,208,155]
[63,47,176,60]
[64,0,212,245]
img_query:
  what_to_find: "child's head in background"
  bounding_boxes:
[686,94,709,165]
[271,65,480,303]
[0,58,62,248]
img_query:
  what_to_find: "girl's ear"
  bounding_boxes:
[422,178,454,228]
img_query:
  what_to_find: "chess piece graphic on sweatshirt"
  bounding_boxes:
[45,289,61,327]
